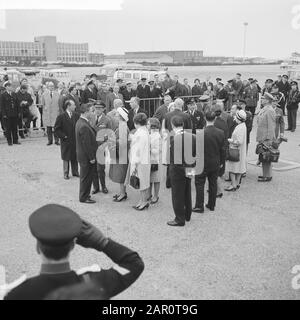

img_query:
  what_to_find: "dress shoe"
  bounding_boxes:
[192,207,204,213]
[216,193,223,198]
[258,177,272,182]
[291,129,295,132]
[55,141,60,146]
[80,199,96,204]
[133,203,149,211]
[8,142,13,146]
[150,197,159,204]
[73,174,79,178]
[102,187,108,194]
[286,128,292,131]
[64,175,69,180]
[92,189,100,195]
[205,204,215,211]
[113,194,128,202]
[20,136,25,139]
[167,220,185,227]
[13,142,21,145]
[47,142,52,146]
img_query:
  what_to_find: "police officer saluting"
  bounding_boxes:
[4,204,144,300]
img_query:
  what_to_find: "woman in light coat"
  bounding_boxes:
[126,113,151,211]
[256,93,276,182]
[225,109,247,191]
[147,118,162,204]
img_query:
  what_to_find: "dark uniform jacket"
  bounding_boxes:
[277,81,291,99]
[216,88,228,103]
[184,109,206,134]
[192,85,203,97]
[122,89,137,103]
[54,111,80,161]
[287,89,300,110]
[4,239,144,300]
[136,84,150,99]
[82,88,98,104]
[75,117,98,163]
[164,109,192,132]
[0,91,19,118]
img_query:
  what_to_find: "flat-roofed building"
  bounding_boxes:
[125,50,204,64]
[88,53,105,64]
[0,40,44,62]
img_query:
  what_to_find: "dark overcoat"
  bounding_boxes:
[54,112,80,161]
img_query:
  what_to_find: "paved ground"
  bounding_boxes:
[0,119,300,300]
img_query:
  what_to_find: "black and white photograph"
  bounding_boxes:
[0,0,300,306]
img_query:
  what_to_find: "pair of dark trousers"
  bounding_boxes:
[79,162,96,202]
[195,170,218,209]
[5,117,18,144]
[46,126,59,144]
[63,160,79,177]
[169,165,192,225]
[287,109,298,130]
[92,163,106,190]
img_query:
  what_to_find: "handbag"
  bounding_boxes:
[227,147,240,162]
[130,169,140,189]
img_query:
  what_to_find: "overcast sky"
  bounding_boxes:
[0,0,300,58]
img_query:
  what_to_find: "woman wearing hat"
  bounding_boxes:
[225,109,247,191]
[256,93,276,182]
[108,106,130,202]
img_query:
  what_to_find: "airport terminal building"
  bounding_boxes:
[0,36,89,63]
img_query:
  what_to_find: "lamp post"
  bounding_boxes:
[243,22,248,62]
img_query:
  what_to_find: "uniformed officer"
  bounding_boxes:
[4,204,144,300]
[184,98,206,134]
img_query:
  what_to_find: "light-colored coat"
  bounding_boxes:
[42,90,60,127]
[256,105,276,144]
[150,130,162,183]
[227,122,247,174]
[127,126,151,190]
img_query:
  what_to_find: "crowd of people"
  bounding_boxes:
[0,72,299,217]
[0,71,299,300]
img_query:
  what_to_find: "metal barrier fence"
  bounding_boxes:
[0,95,213,137]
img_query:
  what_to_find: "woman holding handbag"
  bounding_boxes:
[126,113,151,211]
[225,110,247,192]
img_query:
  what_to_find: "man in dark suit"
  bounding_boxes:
[4,204,144,300]
[92,101,112,194]
[216,82,228,104]
[0,81,20,146]
[127,97,148,131]
[193,110,225,213]
[62,86,81,113]
[122,82,137,110]
[81,80,98,104]
[153,94,172,124]
[75,82,83,103]
[167,116,196,227]
[184,98,206,134]
[136,78,150,110]
[75,103,98,204]
[54,100,80,180]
